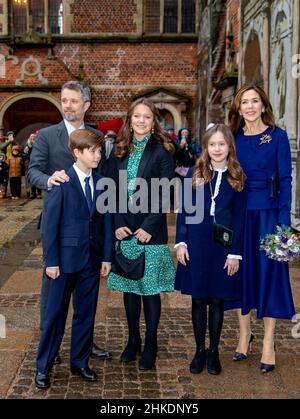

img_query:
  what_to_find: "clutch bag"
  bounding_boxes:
[111,240,145,280]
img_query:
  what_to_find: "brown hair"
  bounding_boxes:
[192,124,245,192]
[114,97,175,158]
[228,84,276,135]
[69,129,103,158]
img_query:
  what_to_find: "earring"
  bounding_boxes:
[130,126,133,133]
[151,126,155,134]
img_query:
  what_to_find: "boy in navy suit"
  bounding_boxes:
[35,129,113,389]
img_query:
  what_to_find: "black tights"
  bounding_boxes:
[123,292,161,344]
[192,298,224,351]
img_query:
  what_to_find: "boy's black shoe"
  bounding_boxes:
[35,372,50,389]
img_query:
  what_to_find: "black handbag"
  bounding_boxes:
[213,222,233,247]
[111,240,145,280]
[209,181,233,247]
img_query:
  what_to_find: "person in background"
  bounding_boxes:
[0,131,16,160]
[23,132,42,199]
[0,152,8,198]
[228,84,295,374]
[7,144,23,199]
[174,128,197,180]
[165,124,177,143]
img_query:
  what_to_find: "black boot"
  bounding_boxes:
[120,336,142,363]
[190,348,206,374]
[207,349,222,375]
[139,335,157,371]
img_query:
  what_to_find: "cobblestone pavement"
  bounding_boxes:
[0,199,299,399]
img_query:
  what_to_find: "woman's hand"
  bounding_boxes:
[46,267,60,279]
[115,227,133,240]
[224,258,239,276]
[134,228,152,243]
[101,262,111,277]
[176,245,189,266]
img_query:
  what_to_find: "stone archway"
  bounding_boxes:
[0,93,61,145]
[243,31,263,86]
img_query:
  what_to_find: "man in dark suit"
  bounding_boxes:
[27,81,112,361]
[35,129,113,388]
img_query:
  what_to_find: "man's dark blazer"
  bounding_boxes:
[109,136,174,245]
[27,121,103,192]
[42,166,113,273]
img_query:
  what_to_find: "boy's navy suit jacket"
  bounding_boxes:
[43,166,114,273]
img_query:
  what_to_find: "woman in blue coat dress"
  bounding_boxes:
[228,84,295,373]
[175,124,246,375]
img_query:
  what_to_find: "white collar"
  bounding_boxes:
[64,119,85,136]
[73,163,92,182]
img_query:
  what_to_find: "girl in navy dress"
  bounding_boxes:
[228,84,295,373]
[175,124,246,375]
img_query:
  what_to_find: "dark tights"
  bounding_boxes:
[123,292,161,345]
[192,298,224,351]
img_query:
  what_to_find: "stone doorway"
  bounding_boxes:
[0,95,61,146]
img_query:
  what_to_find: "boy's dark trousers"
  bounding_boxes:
[36,261,100,375]
[10,176,21,197]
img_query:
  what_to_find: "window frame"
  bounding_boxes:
[11,0,64,36]
[144,0,198,35]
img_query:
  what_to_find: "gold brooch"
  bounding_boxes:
[259,134,272,145]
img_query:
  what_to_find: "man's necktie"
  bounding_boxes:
[84,176,93,212]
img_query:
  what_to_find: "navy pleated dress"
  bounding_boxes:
[175,168,246,301]
[226,126,295,319]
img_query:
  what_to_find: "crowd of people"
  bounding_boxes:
[4,80,294,389]
[0,130,42,199]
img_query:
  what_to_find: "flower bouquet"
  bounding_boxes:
[260,226,300,262]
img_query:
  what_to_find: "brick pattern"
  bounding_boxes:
[70,0,138,33]
[0,42,198,130]
[5,308,300,399]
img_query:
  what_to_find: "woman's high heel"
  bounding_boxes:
[233,333,255,362]
[260,343,276,374]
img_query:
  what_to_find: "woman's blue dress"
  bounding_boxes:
[228,126,295,319]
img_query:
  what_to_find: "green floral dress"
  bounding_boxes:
[107,134,175,296]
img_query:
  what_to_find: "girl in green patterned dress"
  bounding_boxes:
[107,98,176,370]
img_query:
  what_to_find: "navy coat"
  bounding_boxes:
[42,166,113,273]
[175,169,247,300]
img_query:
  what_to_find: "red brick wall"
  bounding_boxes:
[0,42,198,131]
[227,0,240,63]
[54,42,198,126]
[70,0,138,33]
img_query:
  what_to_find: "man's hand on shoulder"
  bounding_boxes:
[48,170,70,188]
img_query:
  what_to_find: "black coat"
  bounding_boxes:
[108,136,174,245]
